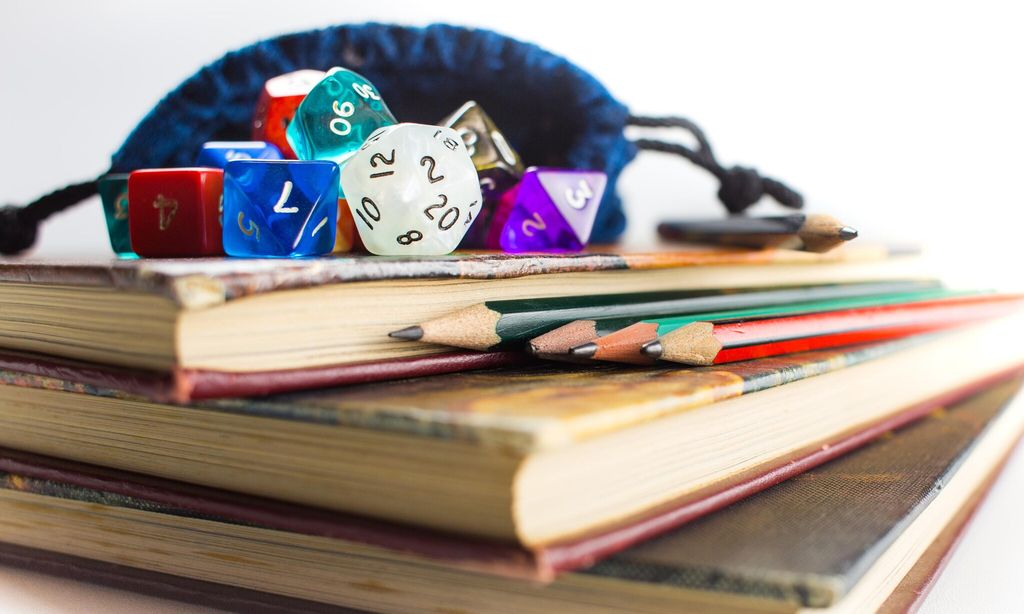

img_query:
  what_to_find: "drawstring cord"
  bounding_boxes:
[628,114,803,214]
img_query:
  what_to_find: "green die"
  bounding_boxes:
[285,67,397,168]
[98,174,135,256]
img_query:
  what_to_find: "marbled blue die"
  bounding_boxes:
[196,141,283,168]
[223,160,339,257]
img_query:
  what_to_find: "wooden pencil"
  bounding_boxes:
[642,294,1024,366]
[389,280,940,352]
[563,288,969,364]
[658,213,858,253]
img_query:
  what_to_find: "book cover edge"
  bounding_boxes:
[0,245,905,307]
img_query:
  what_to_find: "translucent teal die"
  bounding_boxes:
[97,174,135,256]
[285,67,396,170]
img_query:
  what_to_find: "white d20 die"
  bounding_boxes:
[341,123,483,255]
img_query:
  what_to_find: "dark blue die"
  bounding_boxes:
[196,141,283,168]
[223,160,339,257]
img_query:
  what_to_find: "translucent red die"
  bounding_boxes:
[251,70,325,159]
[128,168,225,257]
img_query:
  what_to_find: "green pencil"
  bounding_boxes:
[564,288,979,364]
[388,280,941,351]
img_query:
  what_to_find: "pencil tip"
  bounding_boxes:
[526,342,539,355]
[388,326,423,341]
[641,341,664,359]
[569,343,598,358]
[839,226,858,241]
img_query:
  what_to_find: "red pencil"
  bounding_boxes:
[641,294,1024,365]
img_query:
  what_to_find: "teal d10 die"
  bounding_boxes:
[97,173,134,256]
[222,160,339,258]
[285,67,396,168]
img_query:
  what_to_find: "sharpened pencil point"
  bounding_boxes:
[641,341,664,359]
[388,326,424,341]
[839,226,858,241]
[569,342,598,358]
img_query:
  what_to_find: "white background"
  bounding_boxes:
[1,1,1023,611]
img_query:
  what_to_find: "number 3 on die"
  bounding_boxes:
[564,180,594,210]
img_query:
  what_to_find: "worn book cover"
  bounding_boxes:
[0,245,909,305]
[0,244,923,399]
[0,376,1018,612]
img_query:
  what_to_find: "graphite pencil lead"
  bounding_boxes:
[569,342,599,358]
[839,226,859,241]
[641,340,663,359]
[388,326,424,341]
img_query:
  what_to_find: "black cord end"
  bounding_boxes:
[0,205,40,256]
[0,177,102,256]
[718,166,804,214]
[717,166,765,214]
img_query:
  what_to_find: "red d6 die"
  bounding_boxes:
[251,70,325,159]
[128,168,224,257]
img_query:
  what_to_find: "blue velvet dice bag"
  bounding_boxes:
[1,22,802,254]
[111,23,635,242]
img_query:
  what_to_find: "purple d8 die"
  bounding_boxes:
[496,168,607,253]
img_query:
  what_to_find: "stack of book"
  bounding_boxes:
[0,243,1022,613]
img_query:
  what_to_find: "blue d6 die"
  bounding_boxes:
[223,160,339,257]
[285,67,396,167]
[196,141,283,168]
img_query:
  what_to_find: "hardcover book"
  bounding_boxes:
[0,244,923,400]
[0,375,1019,613]
[0,315,1021,566]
